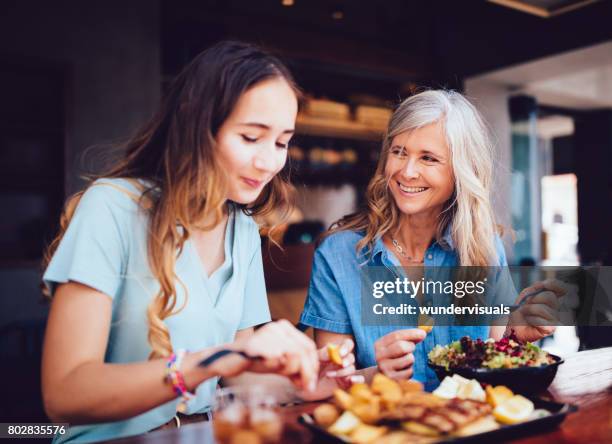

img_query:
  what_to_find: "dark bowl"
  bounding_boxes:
[427,354,564,394]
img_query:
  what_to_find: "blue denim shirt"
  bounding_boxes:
[300,228,509,391]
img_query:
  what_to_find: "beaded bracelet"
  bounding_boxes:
[165,349,194,413]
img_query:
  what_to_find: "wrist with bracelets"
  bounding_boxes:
[165,349,194,413]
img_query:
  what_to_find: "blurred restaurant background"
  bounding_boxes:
[1,0,612,422]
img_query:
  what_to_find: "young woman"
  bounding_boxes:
[299,90,563,390]
[41,41,358,443]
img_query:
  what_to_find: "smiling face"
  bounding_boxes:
[385,121,455,219]
[215,77,298,204]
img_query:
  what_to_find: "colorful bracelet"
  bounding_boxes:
[165,349,194,413]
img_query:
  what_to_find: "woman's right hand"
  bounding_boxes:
[374,328,426,380]
[232,320,320,391]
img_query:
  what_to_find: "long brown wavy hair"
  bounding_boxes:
[42,41,298,359]
[327,90,501,267]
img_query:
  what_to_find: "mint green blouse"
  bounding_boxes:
[43,178,271,443]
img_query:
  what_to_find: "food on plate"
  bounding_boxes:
[351,395,381,424]
[312,403,339,428]
[418,313,435,333]
[493,395,535,424]
[372,373,403,404]
[328,410,361,435]
[398,378,424,393]
[485,385,514,407]
[350,382,374,401]
[350,423,388,443]
[321,374,494,440]
[428,331,554,370]
[453,415,499,436]
[333,387,354,410]
[313,374,549,442]
[376,430,438,444]
[402,420,441,437]
[327,343,343,365]
[433,375,485,402]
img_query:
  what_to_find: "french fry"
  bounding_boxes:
[351,397,381,424]
[313,403,340,428]
[327,343,343,365]
[333,389,354,411]
[398,379,424,394]
[417,313,435,333]
[350,424,388,443]
[371,373,402,404]
[350,383,374,402]
[329,411,362,435]
[402,420,441,437]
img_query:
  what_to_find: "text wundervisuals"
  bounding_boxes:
[371,303,511,315]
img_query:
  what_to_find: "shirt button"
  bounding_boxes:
[427,254,433,260]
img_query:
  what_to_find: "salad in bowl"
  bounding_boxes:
[428,331,554,370]
[427,331,563,394]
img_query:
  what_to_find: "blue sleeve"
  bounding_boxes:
[299,241,353,334]
[43,185,127,299]
[495,235,509,266]
[489,235,519,306]
[238,233,271,329]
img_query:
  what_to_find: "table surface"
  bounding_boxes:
[109,347,612,444]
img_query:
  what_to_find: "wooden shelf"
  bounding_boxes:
[296,114,384,142]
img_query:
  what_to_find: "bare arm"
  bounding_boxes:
[41,282,217,424]
[43,285,321,424]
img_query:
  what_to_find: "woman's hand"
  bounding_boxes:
[507,279,566,342]
[374,329,426,380]
[298,339,364,401]
[232,320,320,392]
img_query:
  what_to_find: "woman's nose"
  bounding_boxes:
[402,159,420,179]
[253,144,277,172]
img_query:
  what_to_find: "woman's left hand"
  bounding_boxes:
[508,279,566,342]
[298,339,364,401]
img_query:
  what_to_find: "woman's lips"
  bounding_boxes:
[241,177,263,188]
[397,181,429,196]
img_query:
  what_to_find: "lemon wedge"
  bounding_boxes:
[486,385,514,407]
[493,395,534,424]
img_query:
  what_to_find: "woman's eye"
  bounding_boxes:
[241,135,258,143]
[276,142,289,149]
[423,155,438,162]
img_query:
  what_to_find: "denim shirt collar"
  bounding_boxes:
[370,224,454,264]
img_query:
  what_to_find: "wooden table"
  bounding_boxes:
[109,347,612,443]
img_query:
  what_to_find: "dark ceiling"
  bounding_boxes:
[162,0,612,100]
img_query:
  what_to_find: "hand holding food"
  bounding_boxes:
[327,343,343,365]
[508,278,566,342]
[322,339,364,387]
[298,339,363,400]
[235,320,319,392]
[417,313,435,333]
[375,329,427,380]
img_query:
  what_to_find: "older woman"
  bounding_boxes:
[299,90,562,389]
